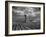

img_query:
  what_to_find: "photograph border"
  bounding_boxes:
[5,1,45,36]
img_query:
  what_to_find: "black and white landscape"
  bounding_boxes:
[12,6,41,30]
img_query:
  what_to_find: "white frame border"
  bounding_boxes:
[8,2,44,34]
